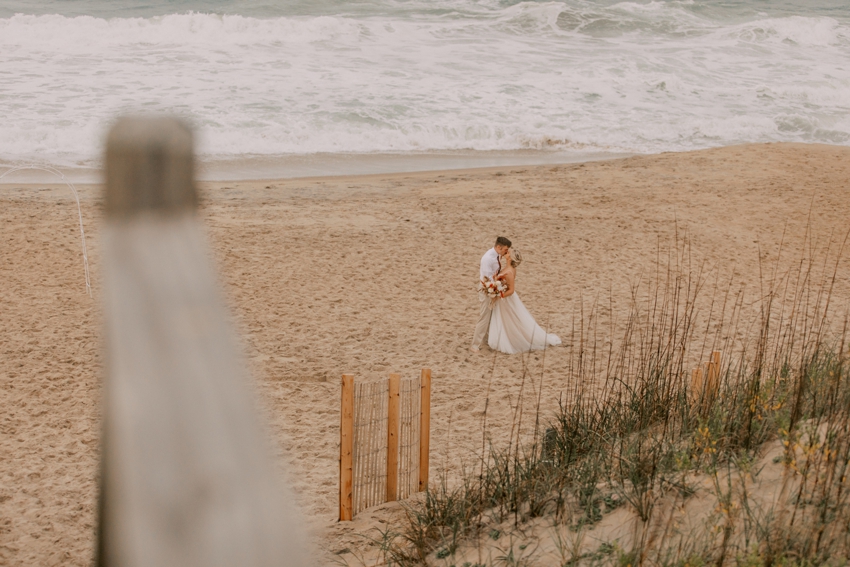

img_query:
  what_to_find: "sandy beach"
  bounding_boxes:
[3,142,850,565]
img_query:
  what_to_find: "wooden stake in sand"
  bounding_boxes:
[706,351,721,406]
[339,374,355,521]
[386,373,401,502]
[97,116,306,567]
[690,366,704,408]
[419,368,431,492]
[690,351,722,418]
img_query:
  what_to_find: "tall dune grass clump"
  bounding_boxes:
[378,233,850,566]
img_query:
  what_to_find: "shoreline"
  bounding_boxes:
[0,147,633,185]
[3,142,845,190]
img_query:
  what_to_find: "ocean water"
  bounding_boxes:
[1,0,848,180]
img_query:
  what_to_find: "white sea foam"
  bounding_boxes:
[0,1,848,174]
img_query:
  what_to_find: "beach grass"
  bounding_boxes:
[376,231,850,566]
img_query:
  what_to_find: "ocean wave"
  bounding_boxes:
[728,15,847,46]
[0,4,848,166]
[0,12,367,48]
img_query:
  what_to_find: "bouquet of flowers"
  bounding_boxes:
[478,278,507,302]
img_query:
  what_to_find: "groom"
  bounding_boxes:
[470,236,512,352]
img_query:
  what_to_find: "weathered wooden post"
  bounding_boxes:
[339,374,355,521]
[97,116,306,567]
[706,350,721,408]
[689,351,722,419]
[689,366,704,411]
[386,373,401,502]
[418,368,431,492]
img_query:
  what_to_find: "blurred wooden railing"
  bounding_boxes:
[96,117,306,567]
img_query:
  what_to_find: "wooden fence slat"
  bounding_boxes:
[707,351,721,406]
[419,368,431,492]
[364,381,375,511]
[689,351,722,419]
[690,366,704,409]
[97,116,306,567]
[386,373,400,502]
[340,374,354,521]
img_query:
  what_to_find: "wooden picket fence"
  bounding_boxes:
[339,370,431,521]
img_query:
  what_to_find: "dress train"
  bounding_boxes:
[488,293,561,354]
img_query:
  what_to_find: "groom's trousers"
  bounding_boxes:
[472,298,493,348]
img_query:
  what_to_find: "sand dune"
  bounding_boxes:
[2,143,850,565]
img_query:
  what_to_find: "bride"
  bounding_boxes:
[488,249,561,354]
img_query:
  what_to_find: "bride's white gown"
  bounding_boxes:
[488,293,561,354]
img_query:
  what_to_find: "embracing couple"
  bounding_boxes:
[470,236,562,354]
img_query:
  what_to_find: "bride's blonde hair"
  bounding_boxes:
[510,248,522,268]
